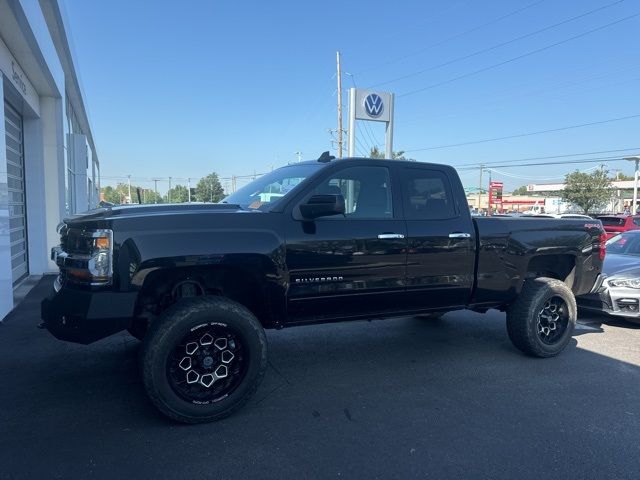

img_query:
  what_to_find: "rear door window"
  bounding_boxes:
[598,217,625,226]
[401,168,457,220]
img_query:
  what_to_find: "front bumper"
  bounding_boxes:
[41,278,138,344]
[578,282,640,321]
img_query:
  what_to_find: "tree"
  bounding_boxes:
[614,173,634,181]
[195,173,225,203]
[140,188,162,204]
[101,185,121,204]
[165,184,189,203]
[561,169,613,214]
[511,185,529,195]
[101,183,130,204]
[369,147,413,161]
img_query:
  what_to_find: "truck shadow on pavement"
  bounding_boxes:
[577,310,640,333]
[1,277,639,479]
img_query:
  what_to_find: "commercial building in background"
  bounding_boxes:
[0,0,99,317]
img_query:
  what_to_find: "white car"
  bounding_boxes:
[578,230,640,322]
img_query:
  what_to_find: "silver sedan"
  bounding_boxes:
[578,230,640,322]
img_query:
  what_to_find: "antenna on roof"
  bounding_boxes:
[317,151,335,163]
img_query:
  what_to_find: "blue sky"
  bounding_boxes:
[61,0,640,192]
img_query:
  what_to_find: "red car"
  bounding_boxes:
[596,215,640,239]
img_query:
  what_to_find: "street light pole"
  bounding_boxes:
[625,156,640,214]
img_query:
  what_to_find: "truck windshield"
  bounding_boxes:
[223,163,323,210]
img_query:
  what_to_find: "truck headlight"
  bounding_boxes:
[608,278,640,289]
[67,229,113,284]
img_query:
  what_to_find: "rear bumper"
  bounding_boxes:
[40,279,138,344]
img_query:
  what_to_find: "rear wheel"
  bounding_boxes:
[141,297,267,423]
[506,277,576,357]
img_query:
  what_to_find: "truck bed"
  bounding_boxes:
[471,216,603,307]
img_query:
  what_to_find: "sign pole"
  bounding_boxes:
[336,52,343,158]
[348,88,356,157]
[385,93,394,159]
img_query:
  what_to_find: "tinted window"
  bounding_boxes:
[633,218,640,227]
[597,216,625,226]
[402,169,456,220]
[311,166,392,219]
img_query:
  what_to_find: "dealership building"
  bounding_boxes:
[0,0,99,318]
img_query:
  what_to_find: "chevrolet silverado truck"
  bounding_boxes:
[41,156,606,423]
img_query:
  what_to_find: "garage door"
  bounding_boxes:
[4,101,29,287]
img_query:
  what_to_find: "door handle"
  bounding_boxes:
[449,232,471,238]
[378,233,405,239]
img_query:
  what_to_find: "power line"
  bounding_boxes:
[405,113,640,152]
[399,11,640,98]
[454,147,640,168]
[354,134,371,157]
[358,0,471,54]
[358,0,548,78]
[400,65,640,126]
[371,0,625,89]
[486,164,601,180]
[456,156,630,171]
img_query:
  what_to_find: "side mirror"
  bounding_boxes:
[300,194,345,220]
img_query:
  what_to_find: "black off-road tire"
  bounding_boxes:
[141,297,268,423]
[506,277,576,358]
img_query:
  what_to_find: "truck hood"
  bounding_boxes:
[64,203,250,226]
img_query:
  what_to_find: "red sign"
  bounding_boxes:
[488,181,503,209]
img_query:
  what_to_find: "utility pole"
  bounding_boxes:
[295,151,302,163]
[168,176,172,203]
[153,179,159,204]
[232,175,237,193]
[478,164,483,213]
[187,178,191,203]
[487,168,492,216]
[336,51,343,158]
[127,175,132,204]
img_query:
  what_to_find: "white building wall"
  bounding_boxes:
[0,0,99,318]
[0,80,14,312]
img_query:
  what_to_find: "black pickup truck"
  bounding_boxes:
[41,156,605,423]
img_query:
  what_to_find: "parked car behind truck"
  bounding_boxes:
[596,214,640,239]
[578,230,640,321]
[41,156,606,423]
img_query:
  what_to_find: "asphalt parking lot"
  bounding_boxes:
[1,277,639,480]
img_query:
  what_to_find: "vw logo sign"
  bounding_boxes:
[363,93,384,118]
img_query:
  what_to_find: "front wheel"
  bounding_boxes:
[506,277,576,357]
[141,297,267,423]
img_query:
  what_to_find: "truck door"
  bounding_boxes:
[400,166,476,310]
[285,164,408,322]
